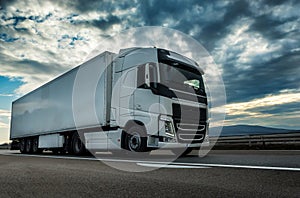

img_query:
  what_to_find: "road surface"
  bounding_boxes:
[0,149,299,197]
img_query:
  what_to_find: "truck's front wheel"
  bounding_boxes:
[125,126,147,152]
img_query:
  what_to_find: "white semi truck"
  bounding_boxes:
[10,47,209,155]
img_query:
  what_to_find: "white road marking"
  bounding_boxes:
[0,153,99,161]
[137,163,210,169]
[1,152,300,171]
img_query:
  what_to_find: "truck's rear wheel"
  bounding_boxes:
[20,139,26,154]
[25,138,33,154]
[125,125,147,152]
[72,133,86,155]
[32,137,42,154]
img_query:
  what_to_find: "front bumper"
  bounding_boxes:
[156,135,210,149]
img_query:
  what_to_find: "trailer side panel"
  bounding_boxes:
[10,52,115,139]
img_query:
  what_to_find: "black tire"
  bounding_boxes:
[60,149,66,155]
[20,139,26,154]
[72,133,86,155]
[66,135,74,154]
[125,125,148,152]
[32,137,42,154]
[25,138,33,154]
[172,147,193,157]
[52,149,59,155]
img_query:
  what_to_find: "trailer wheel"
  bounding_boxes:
[25,138,33,154]
[125,125,147,152]
[72,133,86,155]
[32,137,42,154]
[20,139,26,154]
[52,149,59,155]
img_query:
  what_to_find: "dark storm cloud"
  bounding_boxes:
[196,0,251,51]
[224,50,300,103]
[138,0,252,51]
[0,33,19,42]
[138,0,187,26]
[262,0,295,6]
[57,14,122,31]
[0,51,65,77]
[249,14,298,40]
[71,0,132,13]
[91,15,121,30]
[1,0,299,105]
[0,0,17,9]
[206,1,299,103]
[137,0,300,104]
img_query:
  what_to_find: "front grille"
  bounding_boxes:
[174,121,206,143]
[172,103,207,143]
[172,103,207,122]
[171,89,207,104]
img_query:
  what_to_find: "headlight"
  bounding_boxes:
[164,121,175,137]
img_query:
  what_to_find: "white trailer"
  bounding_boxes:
[10,47,209,155]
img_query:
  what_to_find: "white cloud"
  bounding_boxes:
[0,1,141,96]
[0,121,8,128]
[225,110,300,130]
[216,90,300,129]
[0,109,10,143]
[0,109,11,118]
[0,93,13,97]
[213,17,282,69]
[225,92,300,116]
[0,0,299,135]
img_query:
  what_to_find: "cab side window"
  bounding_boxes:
[137,63,158,88]
[137,64,146,88]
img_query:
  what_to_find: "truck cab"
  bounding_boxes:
[108,47,209,154]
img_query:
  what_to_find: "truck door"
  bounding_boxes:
[119,67,136,118]
[133,63,160,136]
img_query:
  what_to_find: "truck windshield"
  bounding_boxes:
[159,62,205,95]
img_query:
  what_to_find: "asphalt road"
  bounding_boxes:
[0,149,299,197]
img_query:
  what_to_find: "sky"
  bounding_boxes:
[0,0,300,143]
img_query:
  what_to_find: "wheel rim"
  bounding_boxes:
[20,139,25,151]
[32,138,38,152]
[25,139,31,152]
[128,132,141,151]
[74,138,82,153]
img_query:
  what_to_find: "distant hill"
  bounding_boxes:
[211,125,299,137]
